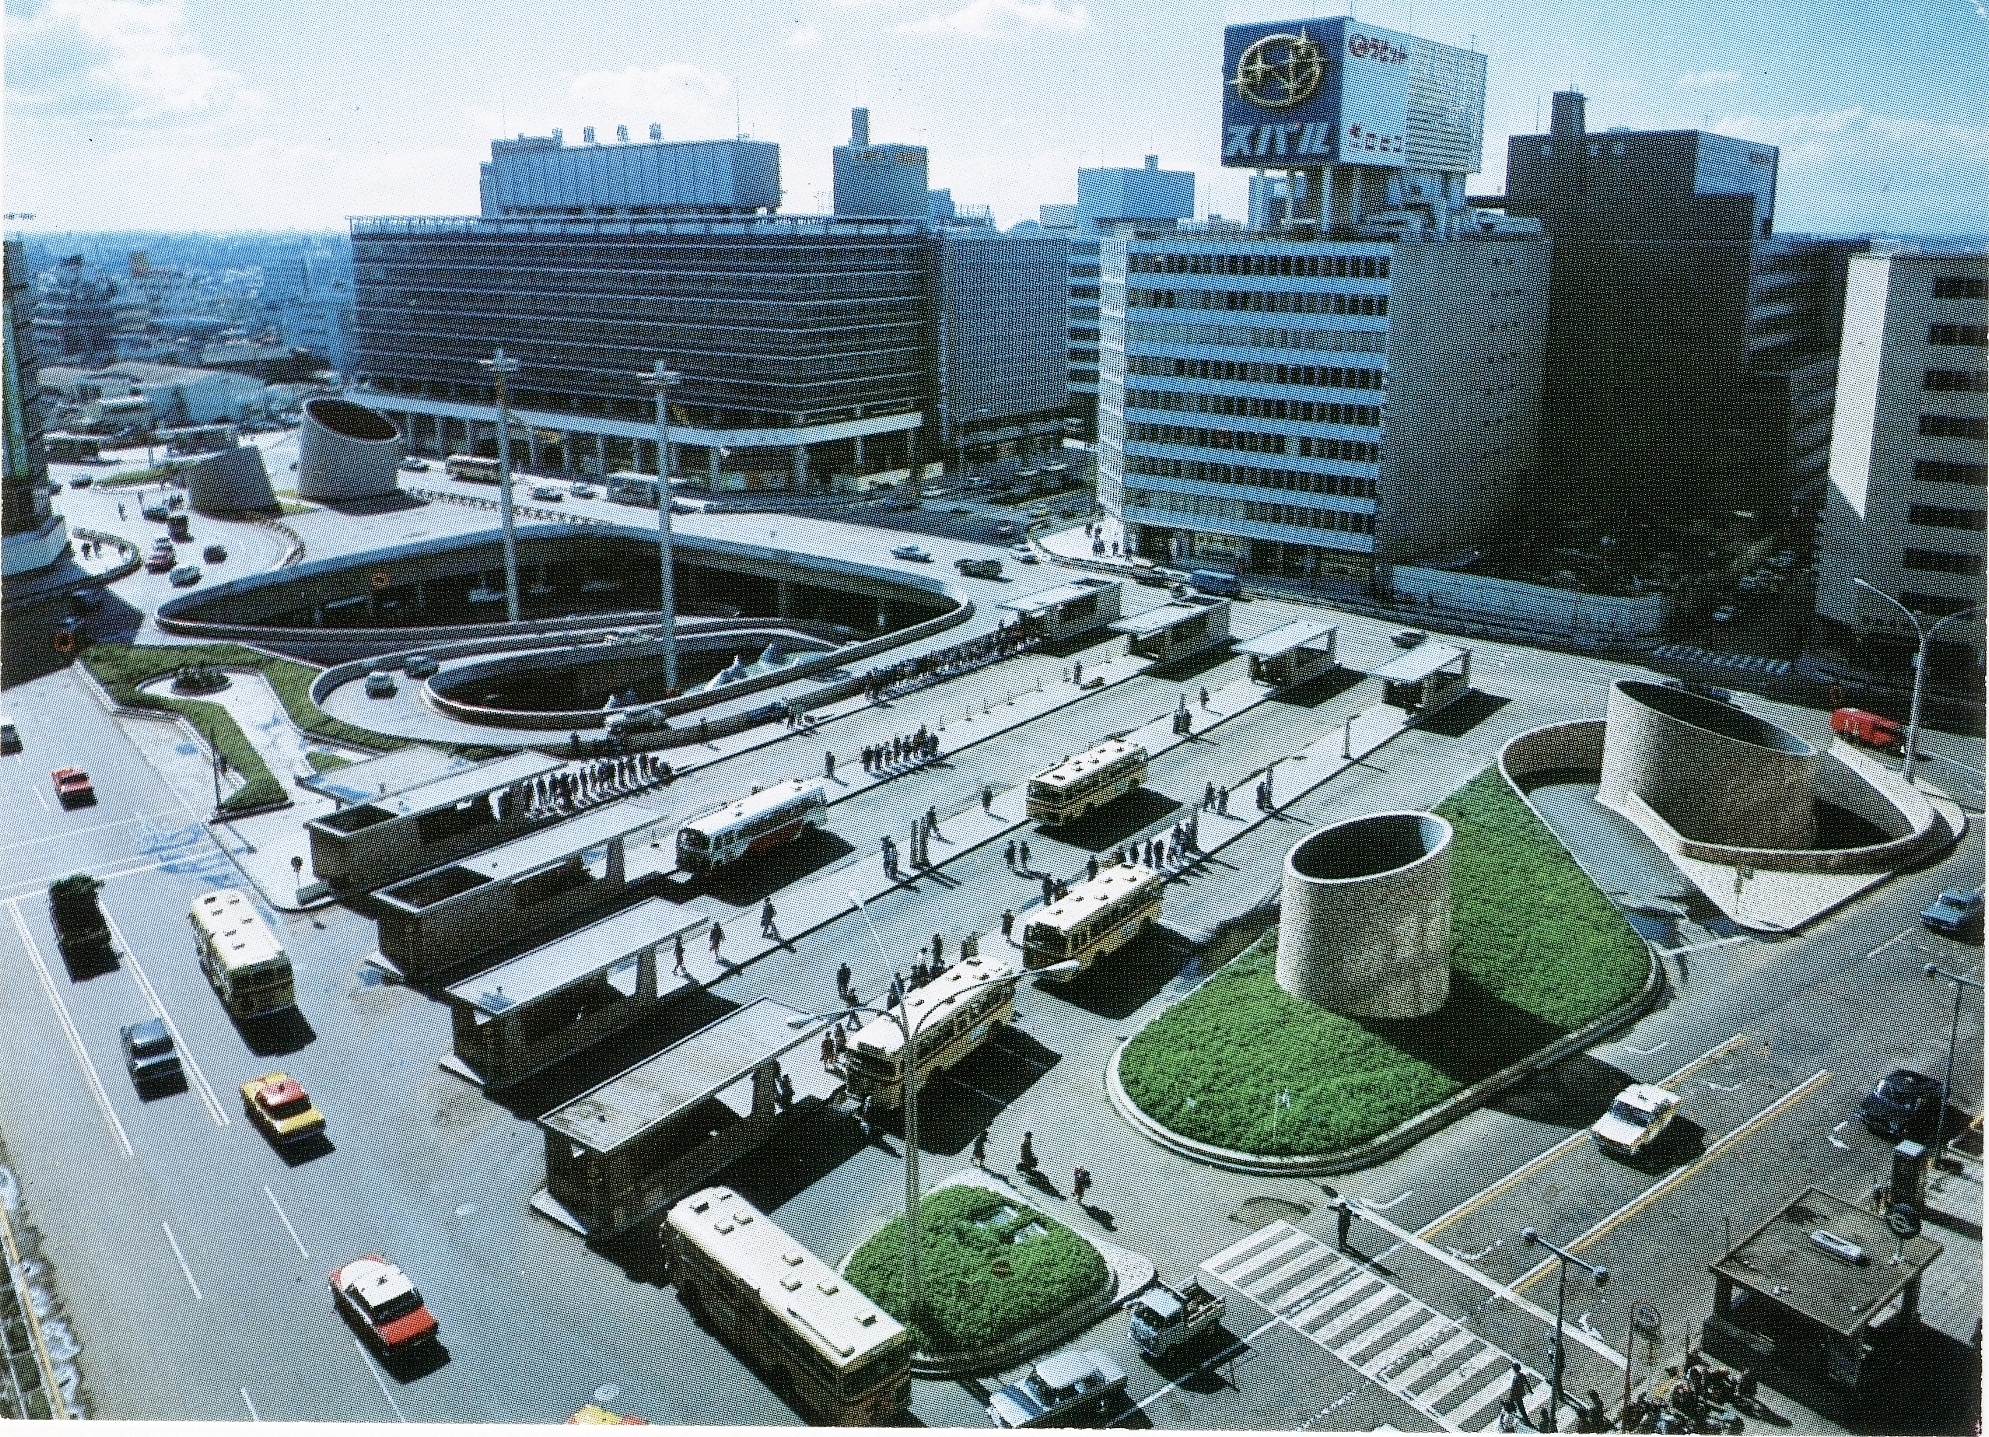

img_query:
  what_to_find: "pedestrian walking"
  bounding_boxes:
[973,1128,989,1167]
[708,921,724,959]
[982,784,994,814]
[1505,1361,1529,1414]
[1335,1199,1355,1250]
[858,1095,875,1143]
[118,501,127,520]
[836,960,852,999]
[1199,686,1210,709]
[932,933,945,964]
[1005,839,1017,869]
[1072,1165,1092,1205]
[1217,785,1229,815]
[1204,780,1216,810]
[926,804,940,838]
[673,934,686,975]
[1019,840,1031,871]
[834,1023,848,1058]
[1086,855,1098,881]
[1072,659,1083,685]
[1018,1131,1037,1173]
[821,1033,837,1069]
[825,750,836,780]
[760,898,778,938]
[1041,874,1055,904]
[1001,909,1015,943]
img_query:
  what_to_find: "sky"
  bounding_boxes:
[5,0,1988,238]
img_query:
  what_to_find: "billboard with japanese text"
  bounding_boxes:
[1220,18,1413,170]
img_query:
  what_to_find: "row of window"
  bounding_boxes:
[1901,548,1984,576]
[1129,253,1390,280]
[1128,354,1393,389]
[1899,591,1982,616]
[1932,276,1988,299]
[1125,453,1381,492]
[1126,487,1378,535]
[1124,322,1387,355]
[1127,388,1383,428]
[1921,414,1989,440]
[1928,324,1988,346]
[1913,459,1989,485]
[1925,369,1988,392]
[1908,505,1987,532]
[1130,289,1390,318]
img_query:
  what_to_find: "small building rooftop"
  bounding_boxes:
[1000,577,1119,616]
[1109,595,1226,638]
[310,751,562,826]
[1369,642,1469,683]
[452,800,670,882]
[444,897,692,1017]
[1235,619,1338,657]
[1711,1186,1942,1339]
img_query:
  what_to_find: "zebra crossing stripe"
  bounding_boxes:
[1364,1315,1466,1381]
[1248,1246,1341,1299]
[1416,1345,1505,1411]
[1314,1286,1401,1342]
[1337,1299,1431,1361]
[1385,1328,1478,1391]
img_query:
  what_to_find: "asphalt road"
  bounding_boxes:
[0,537,1980,1427]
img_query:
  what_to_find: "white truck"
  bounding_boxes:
[1128,1278,1226,1358]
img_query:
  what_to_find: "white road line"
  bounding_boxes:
[100,904,228,1129]
[264,1185,309,1259]
[355,1338,408,1423]
[31,785,49,813]
[1663,932,1753,957]
[0,856,171,905]
[1869,929,1917,960]
[240,1388,260,1421]
[0,808,191,853]
[5,897,132,1157]
[1136,1315,1281,1411]
[1366,1189,1414,1210]
[162,1221,203,1299]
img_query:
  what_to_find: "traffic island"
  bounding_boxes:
[1111,766,1658,1172]
[842,1176,1149,1376]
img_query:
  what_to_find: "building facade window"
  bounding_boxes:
[1932,276,1988,300]
[1920,414,1989,440]
[1125,453,1379,491]
[1909,504,1988,531]
[1913,459,1989,485]
[1927,323,1988,346]
[1923,369,1989,393]
[1900,548,1985,576]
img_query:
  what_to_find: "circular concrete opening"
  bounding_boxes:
[304,397,399,443]
[1614,680,1813,756]
[1289,812,1451,882]
[1278,811,1452,1019]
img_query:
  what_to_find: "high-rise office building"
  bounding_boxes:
[1814,251,1987,677]
[3,239,67,577]
[479,131,780,218]
[833,109,929,219]
[932,228,1069,463]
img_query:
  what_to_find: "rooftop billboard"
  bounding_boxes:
[1221,18,1413,170]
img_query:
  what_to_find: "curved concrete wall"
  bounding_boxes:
[1598,680,1818,850]
[185,444,277,512]
[297,397,402,500]
[1278,812,1451,1019]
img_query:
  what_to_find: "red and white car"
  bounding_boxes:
[51,767,96,807]
[330,1254,439,1354]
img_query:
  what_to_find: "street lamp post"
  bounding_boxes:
[956,405,991,483]
[792,892,1076,1333]
[1851,579,1983,786]
[1521,1226,1608,1432]
[478,349,522,624]
[641,361,683,694]
[1924,962,1983,1164]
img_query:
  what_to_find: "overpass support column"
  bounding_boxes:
[527,428,542,472]
[594,432,606,477]
[607,835,626,887]
[751,1062,779,1118]
[853,434,865,472]
[708,447,720,489]
[638,942,658,1000]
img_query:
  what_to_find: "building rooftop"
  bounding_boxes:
[373,799,672,913]
[539,997,816,1155]
[1369,643,1470,683]
[1235,619,1338,657]
[1711,1187,1942,1338]
[1000,576,1119,616]
[444,896,691,1016]
[312,751,562,827]
[1109,595,1227,638]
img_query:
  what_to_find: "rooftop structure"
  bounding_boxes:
[833,108,929,219]
[480,133,780,217]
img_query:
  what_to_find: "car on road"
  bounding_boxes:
[987,1348,1128,1428]
[1591,1083,1682,1158]
[530,485,564,502]
[51,767,95,806]
[168,564,202,587]
[1711,605,1737,624]
[120,1017,182,1092]
[399,458,430,472]
[240,1071,327,1146]
[68,475,94,488]
[890,543,933,563]
[569,483,596,499]
[1010,543,1038,563]
[403,654,440,679]
[1391,629,1428,648]
[68,588,104,614]
[364,672,398,698]
[993,520,1020,539]
[956,557,1003,580]
[1920,886,1984,939]
[203,544,227,563]
[330,1254,439,1355]
[0,719,17,753]
[1859,1069,1943,1140]
[145,551,175,573]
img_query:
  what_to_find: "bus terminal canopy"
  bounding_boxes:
[1108,595,1226,640]
[1368,642,1469,684]
[999,578,1120,622]
[1235,619,1337,659]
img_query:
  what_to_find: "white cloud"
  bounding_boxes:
[566,62,734,138]
[788,23,824,47]
[898,0,1092,38]
[1676,69,1742,88]
[45,0,259,116]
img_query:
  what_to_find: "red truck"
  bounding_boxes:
[1831,707,1904,753]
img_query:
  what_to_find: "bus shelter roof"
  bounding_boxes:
[1109,595,1227,638]
[1368,642,1469,683]
[999,577,1120,617]
[445,896,695,1017]
[1235,618,1338,658]
[454,800,672,882]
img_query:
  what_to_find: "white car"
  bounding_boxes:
[890,543,933,563]
[1591,1083,1681,1158]
[569,483,596,499]
[530,485,563,502]
[1010,543,1039,563]
[1711,605,1737,624]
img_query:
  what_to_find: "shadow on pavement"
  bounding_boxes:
[482,986,742,1121]
[1486,1050,1635,1130]
[241,1006,318,1056]
[1050,789,1187,855]
[1043,926,1196,1023]
[1267,667,1367,709]
[1412,689,1510,737]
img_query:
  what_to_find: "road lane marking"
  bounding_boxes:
[100,903,228,1129]
[5,897,132,1157]
[240,1388,259,1421]
[1509,1069,1831,1295]
[32,785,48,813]
[1663,933,1752,957]
[162,1221,202,1299]
[1367,1189,1414,1210]
[1417,1032,1750,1242]
[0,808,193,853]
[1869,929,1917,960]
[1135,1318,1279,1411]
[265,1185,309,1259]
[0,856,173,905]
[355,1338,408,1422]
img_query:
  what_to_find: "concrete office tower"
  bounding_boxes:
[2,239,67,577]
[1815,251,1988,676]
[833,109,929,218]
[933,229,1070,466]
[480,132,780,218]
[1277,813,1451,1018]
[1598,680,1818,850]
[297,397,402,501]
[1064,156,1196,439]
[1503,91,1865,517]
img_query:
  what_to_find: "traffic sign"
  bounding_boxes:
[1885,1203,1922,1239]
[1631,1302,1662,1337]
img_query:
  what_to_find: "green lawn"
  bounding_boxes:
[1118,767,1649,1157]
[305,750,355,772]
[844,1184,1109,1355]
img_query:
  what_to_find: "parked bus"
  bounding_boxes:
[1021,864,1165,980]
[664,1186,911,1426]
[842,953,1022,1110]
[445,453,501,483]
[1025,739,1148,825]
[676,779,828,875]
[189,888,295,1019]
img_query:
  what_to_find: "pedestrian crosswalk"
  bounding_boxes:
[1201,1220,1552,1433]
[1651,644,1792,676]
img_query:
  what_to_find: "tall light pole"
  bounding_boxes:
[956,405,991,483]
[478,348,522,624]
[791,892,1076,1334]
[1851,579,1983,786]
[1923,962,1982,1163]
[1521,1226,1607,1432]
[641,360,683,694]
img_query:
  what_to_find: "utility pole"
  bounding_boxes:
[641,360,683,694]
[479,348,522,623]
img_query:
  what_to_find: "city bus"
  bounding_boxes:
[1025,738,1149,825]
[189,888,295,1019]
[841,953,1023,1110]
[676,779,828,875]
[1020,864,1165,980]
[445,453,501,483]
[664,1186,911,1426]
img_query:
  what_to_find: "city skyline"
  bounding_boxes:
[5,0,1988,237]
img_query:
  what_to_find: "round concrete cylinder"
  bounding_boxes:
[296,397,402,501]
[1598,680,1817,849]
[1277,812,1451,1018]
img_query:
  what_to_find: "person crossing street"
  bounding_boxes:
[1072,1165,1092,1205]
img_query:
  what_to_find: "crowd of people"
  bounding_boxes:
[861,621,1038,703]
[524,753,673,817]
